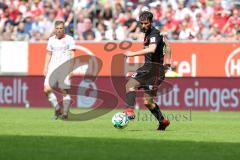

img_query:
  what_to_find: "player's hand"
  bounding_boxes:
[124,51,135,57]
[164,64,172,71]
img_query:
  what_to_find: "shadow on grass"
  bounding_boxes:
[0,135,239,160]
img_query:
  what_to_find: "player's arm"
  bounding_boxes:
[43,51,52,76]
[68,37,76,77]
[44,39,53,76]
[163,34,171,66]
[124,43,157,57]
[69,49,75,77]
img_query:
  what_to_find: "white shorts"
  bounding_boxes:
[44,69,71,90]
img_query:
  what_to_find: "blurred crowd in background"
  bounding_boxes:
[0,0,240,41]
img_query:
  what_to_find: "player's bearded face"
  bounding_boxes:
[140,20,151,33]
[55,24,65,38]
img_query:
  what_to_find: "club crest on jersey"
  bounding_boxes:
[150,37,156,43]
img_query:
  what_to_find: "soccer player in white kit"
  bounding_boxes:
[43,20,75,119]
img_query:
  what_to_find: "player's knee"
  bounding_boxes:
[143,98,151,105]
[126,85,135,92]
[127,87,135,92]
[126,82,135,92]
[44,86,52,94]
[63,94,72,107]
[143,97,154,109]
[63,94,71,101]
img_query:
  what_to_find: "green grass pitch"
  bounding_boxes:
[0,107,240,160]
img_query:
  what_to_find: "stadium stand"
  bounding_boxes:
[0,0,239,41]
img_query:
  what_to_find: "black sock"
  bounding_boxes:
[126,91,136,109]
[148,103,164,123]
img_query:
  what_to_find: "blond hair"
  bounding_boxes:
[54,20,64,27]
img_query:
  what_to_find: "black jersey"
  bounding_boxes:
[143,27,165,65]
[132,27,165,96]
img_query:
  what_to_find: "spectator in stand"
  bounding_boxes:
[149,1,162,27]
[222,8,240,35]
[188,2,201,21]
[7,3,20,22]
[132,0,146,19]
[210,0,230,31]
[14,12,24,27]
[200,0,213,27]
[63,2,74,36]
[42,2,52,18]
[128,26,144,41]
[174,1,188,22]
[16,21,29,41]
[105,20,125,41]
[192,12,209,40]
[161,11,179,40]
[99,3,113,28]
[0,0,239,41]
[113,2,125,20]
[236,30,240,41]
[1,22,16,41]
[23,12,33,37]
[77,14,85,40]
[123,11,138,37]
[95,21,107,41]
[53,1,64,19]
[30,30,44,42]
[125,1,134,13]
[2,11,15,27]
[179,20,195,40]
[31,15,45,36]
[30,0,43,17]
[82,18,96,40]
[42,10,56,39]
[208,24,224,40]
[80,0,100,20]
[100,3,113,21]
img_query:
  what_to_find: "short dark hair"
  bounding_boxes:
[139,11,153,22]
[55,20,64,27]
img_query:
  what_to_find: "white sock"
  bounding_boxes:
[63,95,71,114]
[48,92,60,109]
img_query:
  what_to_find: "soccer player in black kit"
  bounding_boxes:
[123,11,171,131]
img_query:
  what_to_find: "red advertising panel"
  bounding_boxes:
[28,42,240,77]
[0,76,48,107]
[0,76,239,112]
[157,78,240,111]
[171,42,240,77]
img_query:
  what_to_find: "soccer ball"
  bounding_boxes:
[112,112,129,129]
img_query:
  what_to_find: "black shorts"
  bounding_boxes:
[132,65,165,96]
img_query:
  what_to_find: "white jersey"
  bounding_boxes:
[47,34,75,70]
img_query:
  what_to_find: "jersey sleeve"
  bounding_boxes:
[149,33,163,45]
[46,39,52,52]
[68,37,75,51]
